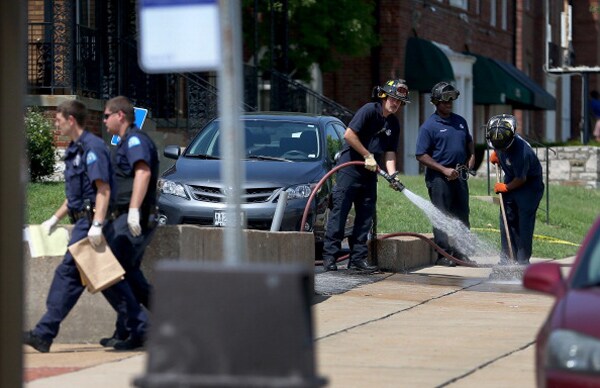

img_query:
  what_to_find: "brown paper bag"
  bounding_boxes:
[68,237,125,294]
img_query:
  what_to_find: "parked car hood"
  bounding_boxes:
[557,289,600,339]
[163,158,327,186]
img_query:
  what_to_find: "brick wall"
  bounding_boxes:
[570,1,600,139]
[323,1,515,110]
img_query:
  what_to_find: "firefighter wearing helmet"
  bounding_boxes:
[321,79,408,272]
[486,114,544,265]
[415,81,475,266]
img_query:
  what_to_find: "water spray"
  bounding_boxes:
[300,161,481,268]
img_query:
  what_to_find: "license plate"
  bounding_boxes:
[213,210,245,227]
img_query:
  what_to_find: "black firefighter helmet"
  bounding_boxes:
[430,81,460,103]
[372,79,410,104]
[486,114,517,150]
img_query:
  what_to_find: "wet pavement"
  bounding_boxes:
[24,257,571,387]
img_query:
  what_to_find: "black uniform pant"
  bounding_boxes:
[426,172,470,258]
[500,184,544,264]
[323,173,377,264]
[33,218,148,342]
[104,213,155,339]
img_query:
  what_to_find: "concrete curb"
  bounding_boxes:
[24,225,437,343]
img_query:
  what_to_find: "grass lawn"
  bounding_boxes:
[27,175,600,260]
[376,175,600,260]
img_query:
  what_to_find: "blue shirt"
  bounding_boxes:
[416,112,472,170]
[591,98,600,118]
[338,102,400,178]
[64,130,112,211]
[112,125,159,208]
[498,135,543,191]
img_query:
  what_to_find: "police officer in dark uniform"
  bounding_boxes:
[322,79,409,272]
[416,82,475,266]
[487,114,544,265]
[101,96,159,349]
[23,100,148,353]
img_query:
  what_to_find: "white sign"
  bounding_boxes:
[138,0,220,73]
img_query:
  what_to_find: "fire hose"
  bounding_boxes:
[300,161,479,268]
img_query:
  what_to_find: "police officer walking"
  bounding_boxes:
[416,82,475,266]
[101,96,159,349]
[322,79,409,272]
[24,100,148,353]
[487,114,544,265]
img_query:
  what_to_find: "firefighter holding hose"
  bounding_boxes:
[486,114,544,265]
[321,79,409,272]
[415,82,475,266]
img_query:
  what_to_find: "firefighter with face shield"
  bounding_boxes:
[322,79,409,272]
[487,114,544,265]
[415,82,475,266]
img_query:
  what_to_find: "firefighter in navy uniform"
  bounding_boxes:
[486,114,544,265]
[101,96,159,350]
[23,100,148,353]
[415,82,475,266]
[322,79,409,272]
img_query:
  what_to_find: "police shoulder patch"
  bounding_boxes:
[86,151,98,165]
[128,136,142,148]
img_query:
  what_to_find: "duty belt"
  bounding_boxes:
[110,205,130,220]
[68,209,90,223]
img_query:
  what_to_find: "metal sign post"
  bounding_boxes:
[137,0,245,264]
[218,0,246,264]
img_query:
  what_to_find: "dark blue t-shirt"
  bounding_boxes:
[591,98,600,118]
[64,130,112,211]
[498,135,543,191]
[415,112,472,171]
[338,102,400,178]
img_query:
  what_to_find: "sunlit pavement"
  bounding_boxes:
[25,257,572,387]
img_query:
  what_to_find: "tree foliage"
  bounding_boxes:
[25,108,56,182]
[243,0,378,80]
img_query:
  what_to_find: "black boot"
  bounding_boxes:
[23,330,51,353]
[322,257,337,272]
[347,259,378,273]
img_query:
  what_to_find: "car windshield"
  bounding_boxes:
[184,119,321,162]
[571,223,600,289]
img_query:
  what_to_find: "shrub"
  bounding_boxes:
[25,108,57,182]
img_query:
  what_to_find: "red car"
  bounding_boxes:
[523,216,600,387]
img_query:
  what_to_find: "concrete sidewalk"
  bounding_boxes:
[24,258,568,387]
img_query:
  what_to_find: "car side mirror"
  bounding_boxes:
[523,262,566,298]
[164,145,181,160]
[333,151,342,163]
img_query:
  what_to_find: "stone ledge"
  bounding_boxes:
[370,233,437,272]
[24,225,315,343]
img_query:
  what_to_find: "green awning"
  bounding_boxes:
[470,52,556,110]
[493,59,556,110]
[404,37,454,93]
[471,53,531,106]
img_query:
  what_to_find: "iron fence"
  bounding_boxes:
[27,22,352,132]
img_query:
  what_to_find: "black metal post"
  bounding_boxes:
[545,147,550,224]
[582,72,590,144]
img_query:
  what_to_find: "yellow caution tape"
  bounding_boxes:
[471,227,580,247]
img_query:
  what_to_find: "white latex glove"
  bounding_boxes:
[363,153,377,172]
[41,215,59,235]
[87,224,103,248]
[127,208,142,237]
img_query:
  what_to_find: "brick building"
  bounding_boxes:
[322,0,599,173]
[25,0,599,174]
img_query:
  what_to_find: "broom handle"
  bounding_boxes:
[496,164,515,262]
